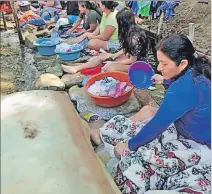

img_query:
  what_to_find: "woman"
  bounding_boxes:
[66,1,101,33]
[36,1,62,24]
[65,1,79,24]
[66,1,120,52]
[91,35,211,193]
[62,7,148,74]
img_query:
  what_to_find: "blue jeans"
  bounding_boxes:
[67,15,78,24]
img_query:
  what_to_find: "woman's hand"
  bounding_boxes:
[66,29,73,34]
[102,61,115,71]
[87,33,94,40]
[114,142,130,159]
[151,74,164,85]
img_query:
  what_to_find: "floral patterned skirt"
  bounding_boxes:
[99,115,211,194]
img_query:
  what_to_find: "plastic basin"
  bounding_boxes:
[33,38,59,56]
[78,37,89,49]
[128,61,154,89]
[84,71,134,108]
[56,44,83,61]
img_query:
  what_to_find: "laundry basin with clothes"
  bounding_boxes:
[84,71,134,107]
[33,38,59,56]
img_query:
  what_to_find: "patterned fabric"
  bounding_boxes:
[100,115,211,194]
[106,40,121,53]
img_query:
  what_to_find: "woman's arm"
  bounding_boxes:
[112,50,124,59]
[90,26,115,41]
[116,55,137,65]
[86,24,98,33]
[91,26,100,36]
[68,17,83,32]
[128,81,198,151]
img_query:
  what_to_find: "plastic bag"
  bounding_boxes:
[51,29,60,45]
[55,43,83,53]
[55,18,69,30]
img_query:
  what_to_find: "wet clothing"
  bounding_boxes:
[128,69,211,150]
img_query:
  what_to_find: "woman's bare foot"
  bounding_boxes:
[90,129,102,145]
[62,64,78,74]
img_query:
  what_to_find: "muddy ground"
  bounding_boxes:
[159,0,211,55]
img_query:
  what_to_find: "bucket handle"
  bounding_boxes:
[33,40,40,46]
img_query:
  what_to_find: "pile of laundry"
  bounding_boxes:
[19,11,46,27]
[88,77,132,98]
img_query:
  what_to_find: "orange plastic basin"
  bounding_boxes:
[84,71,134,107]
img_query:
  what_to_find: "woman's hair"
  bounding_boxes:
[101,1,119,11]
[78,1,91,9]
[116,8,148,59]
[116,7,136,40]
[123,25,148,59]
[156,34,211,80]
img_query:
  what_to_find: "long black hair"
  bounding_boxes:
[116,7,136,41]
[156,34,211,80]
[101,1,119,11]
[79,1,102,16]
[116,7,148,59]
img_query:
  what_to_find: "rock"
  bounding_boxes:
[61,73,85,88]
[68,86,141,120]
[0,49,11,56]
[88,120,106,129]
[147,84,165,105]
[62,56,91,65]
[35,59,63,77]
[1,72,14,82]
[35,73,65,91]
[133,89,159,107]
[33,53,57,63]
[24,34,37,49]
[35,60,49,72]
[46,63,63,77]
[95,144,111,166]
[1,81,16,95]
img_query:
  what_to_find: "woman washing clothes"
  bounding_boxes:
[66,1,101,34]
[62,7,148,74]
[91,35,211,193]
[66,1,120,52]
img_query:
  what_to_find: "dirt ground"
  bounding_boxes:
[161,0,211,55]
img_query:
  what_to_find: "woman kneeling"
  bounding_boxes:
[91,34,211,194]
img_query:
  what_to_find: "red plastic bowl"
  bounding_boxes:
[84,71,134,107]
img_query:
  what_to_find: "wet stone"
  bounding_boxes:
[1,81,16,95]
[61,73,85,88]
[46,63,63,77]
[35,73,65,91]
[24,34,37,49]
[33,53,57,63]
[133,89,159,107]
